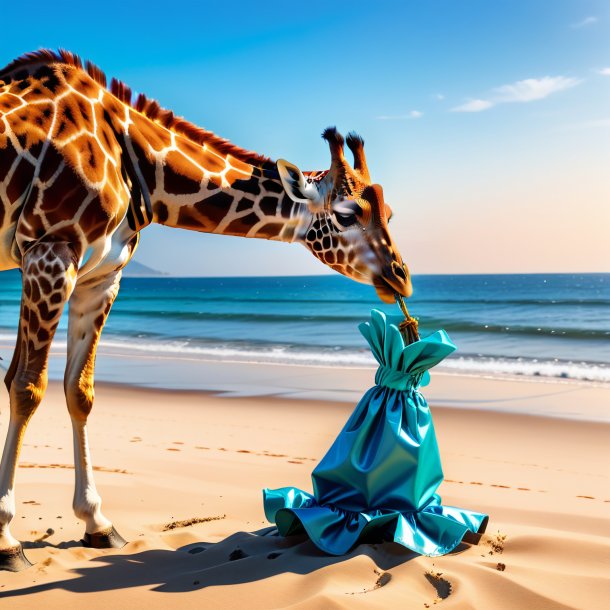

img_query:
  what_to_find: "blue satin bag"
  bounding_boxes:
[263,310,488,556]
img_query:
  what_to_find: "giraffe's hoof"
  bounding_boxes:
[0,545,32,572]
[81,525,127,549]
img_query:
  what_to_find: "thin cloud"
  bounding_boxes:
[597,67,610,76]
[376,110,423,120]
[571,16,598,28]
[452,99,494,113]
[433,93,445,101]
[451,76,581,113]
[493,76,581,103]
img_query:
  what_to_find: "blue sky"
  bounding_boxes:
[2,0,609,275]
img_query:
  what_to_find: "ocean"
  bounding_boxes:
[1,270,609,384]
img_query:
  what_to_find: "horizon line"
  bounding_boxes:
[3,269,609,279]
[124,271,610,279]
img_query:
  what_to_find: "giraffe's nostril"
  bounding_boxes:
[393,262,407,282]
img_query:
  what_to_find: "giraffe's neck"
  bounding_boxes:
[122,109,309,243]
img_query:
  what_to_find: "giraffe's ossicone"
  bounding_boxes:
[0,49,411,570]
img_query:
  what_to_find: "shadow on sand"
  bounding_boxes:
[0,526,446,596]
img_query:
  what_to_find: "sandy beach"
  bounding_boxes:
[0,361,608,609]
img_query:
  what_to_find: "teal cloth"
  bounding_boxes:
[263,309,488,556]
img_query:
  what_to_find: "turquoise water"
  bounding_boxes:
[1,270,609,383]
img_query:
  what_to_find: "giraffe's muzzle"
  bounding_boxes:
[374,261,413,303]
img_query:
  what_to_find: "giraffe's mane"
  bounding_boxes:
[0,49,275,168]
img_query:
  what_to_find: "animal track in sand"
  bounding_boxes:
[229,547,249,561]
[33,528,54,543]
[463,454,595,477]
[446,478,602,502]
[19,463,130,474]
[162,514,226,531]
[166,448,181,451]
[447,479,547,494]
[484,532,507,555]
[424,568,452,605]
[189,445,317,462]
[23,500,41,506]
[262,450,315,461]
[346,569,392,595]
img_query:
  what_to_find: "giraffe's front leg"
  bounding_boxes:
[0,242,77,571]
[64,271,126,549]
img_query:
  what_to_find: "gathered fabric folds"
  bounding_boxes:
[263,310,488,556]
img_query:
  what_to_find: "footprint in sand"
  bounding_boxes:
[449,479,534,492]
[166,448,181,452]
[162,515,225,531]
[229,548,249,561]
[424,570,452,605]
[576,495,595,500]
[346,569,392,595]
[32,528,54,543]
[19,463,129,474]
[23,500,41,506]
[485,532,507,554]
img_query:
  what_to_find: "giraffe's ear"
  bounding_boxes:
[277,159,324,211]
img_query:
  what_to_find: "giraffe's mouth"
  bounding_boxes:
[373,276,407,304]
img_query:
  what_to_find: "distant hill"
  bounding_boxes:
[123,261,166,277]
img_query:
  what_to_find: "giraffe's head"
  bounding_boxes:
[277,127,411,303]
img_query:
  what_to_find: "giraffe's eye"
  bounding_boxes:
[331,200,361,229]
[333,211,358,227]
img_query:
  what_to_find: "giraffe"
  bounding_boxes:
[0,49,411,570]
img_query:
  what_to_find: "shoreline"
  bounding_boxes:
[1,346,610,423]
[2,335,609,386]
